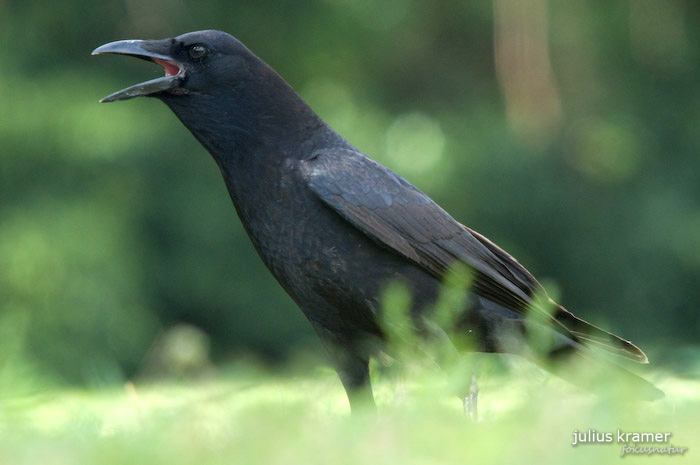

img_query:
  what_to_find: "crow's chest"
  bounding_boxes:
[221,158,436,334]
[223,160,359,278]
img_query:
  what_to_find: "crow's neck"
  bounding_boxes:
[161,67,330,165]
[160,66,349,246]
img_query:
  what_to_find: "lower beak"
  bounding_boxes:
[92,39,185,102]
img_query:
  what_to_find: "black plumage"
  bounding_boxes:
[93,30,662,409]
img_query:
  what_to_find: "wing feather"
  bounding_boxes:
[301,148,647,363]
[303,149,540,309]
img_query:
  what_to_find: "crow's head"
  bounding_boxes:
[92,30,255,103]
[94,30,324,158]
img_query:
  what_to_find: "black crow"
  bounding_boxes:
[93,30,662,411]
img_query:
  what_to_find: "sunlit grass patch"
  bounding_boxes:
[1,364,698,465]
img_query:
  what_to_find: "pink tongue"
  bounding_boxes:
[152,58,179,76]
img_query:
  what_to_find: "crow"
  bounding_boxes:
[93,30,662,412]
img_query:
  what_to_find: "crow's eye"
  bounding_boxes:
[189,45,207,59]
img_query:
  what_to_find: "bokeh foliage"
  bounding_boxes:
[0,0,699,385]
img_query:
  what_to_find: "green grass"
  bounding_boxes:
[1,360,698,465]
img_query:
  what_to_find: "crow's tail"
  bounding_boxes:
[551,302,649,364]
[539,345,665,401]
[535,304,664,401]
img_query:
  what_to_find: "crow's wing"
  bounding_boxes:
[302,148,648,363]
[302,148,541,312]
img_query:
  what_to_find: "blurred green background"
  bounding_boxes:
[1,0,699,388]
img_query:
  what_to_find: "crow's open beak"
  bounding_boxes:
[92,39,185,102]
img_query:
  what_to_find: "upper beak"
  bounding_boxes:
[92,39,185,102]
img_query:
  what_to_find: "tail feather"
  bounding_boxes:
[551,302,649,364]
[525,302,664,401]
[543,346,664,401]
